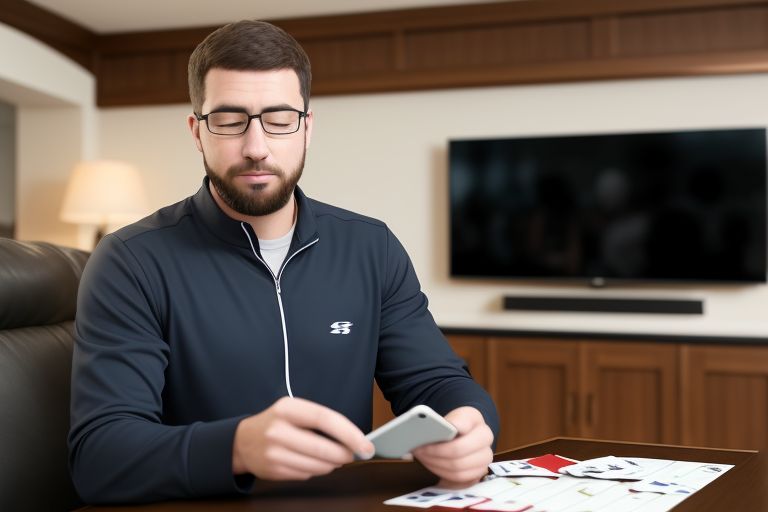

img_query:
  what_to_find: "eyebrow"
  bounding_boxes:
[207,103,303,114]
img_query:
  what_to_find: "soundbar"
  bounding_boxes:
[503,296,703,315]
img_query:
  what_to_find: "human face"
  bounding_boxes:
[188,68,313,217]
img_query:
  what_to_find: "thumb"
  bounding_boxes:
[444,406,483,435]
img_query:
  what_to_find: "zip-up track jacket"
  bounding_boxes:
[68,178,499,503]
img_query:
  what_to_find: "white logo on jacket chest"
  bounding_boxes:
[330,321,353,335]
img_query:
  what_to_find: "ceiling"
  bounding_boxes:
[27,0,514,34]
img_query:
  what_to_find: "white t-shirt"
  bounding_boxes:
[258,223,296,277]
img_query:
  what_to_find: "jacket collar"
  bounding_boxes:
[192,176,319,249]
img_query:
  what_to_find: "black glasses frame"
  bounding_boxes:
[195,108,307,135]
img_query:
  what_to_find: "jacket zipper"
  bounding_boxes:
[240,222,319,398]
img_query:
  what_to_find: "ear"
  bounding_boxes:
[303,109,314,150]
[187,113,203,153]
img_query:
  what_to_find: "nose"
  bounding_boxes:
[241,118,270,162]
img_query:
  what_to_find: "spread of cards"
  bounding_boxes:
[385,454,733,511]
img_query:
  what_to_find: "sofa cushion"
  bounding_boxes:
[0,238,88,511]
[0,240,88,330]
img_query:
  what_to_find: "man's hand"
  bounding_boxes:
[232,397,375,481]
[412,406,494,488]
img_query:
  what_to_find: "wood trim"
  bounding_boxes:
[273,0,768,36]
[0,0,95,71]
[310,50,768,95]
[5,0,768,107]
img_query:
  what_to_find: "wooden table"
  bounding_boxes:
[79,437,766,511]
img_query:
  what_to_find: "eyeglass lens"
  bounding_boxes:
[206,111,301,135]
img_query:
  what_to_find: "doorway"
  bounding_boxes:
[0,100,14,238]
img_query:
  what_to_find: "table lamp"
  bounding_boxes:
[60,160,149,247]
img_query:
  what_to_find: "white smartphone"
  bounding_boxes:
[366,404,458,459]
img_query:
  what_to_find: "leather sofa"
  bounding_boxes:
[0,238,88,511]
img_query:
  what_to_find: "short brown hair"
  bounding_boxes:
[188,20,311,113]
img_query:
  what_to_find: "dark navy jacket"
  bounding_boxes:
[68,178,499,503]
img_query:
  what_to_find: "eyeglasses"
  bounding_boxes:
[195,108,307,135]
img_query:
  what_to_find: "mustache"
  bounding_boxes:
[225,160,284,178]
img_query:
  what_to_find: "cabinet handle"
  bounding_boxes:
[586,393,594,426]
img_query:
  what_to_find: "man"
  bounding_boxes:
[69,20,498,503]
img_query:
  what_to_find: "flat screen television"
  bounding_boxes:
[449,128,768,284]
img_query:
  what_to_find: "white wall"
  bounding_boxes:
[0,22,97,248]
[99,73,768,337]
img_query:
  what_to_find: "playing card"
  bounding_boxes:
[490,454,577,478]
[384,486,455,508]
[468,500,533,511]
[462,477,522,498]
[630,461,733,494]
[561,456,675,480]
[527,453,578,473]
[430,492,488,509]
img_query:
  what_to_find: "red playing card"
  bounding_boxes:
[526,454,576,473]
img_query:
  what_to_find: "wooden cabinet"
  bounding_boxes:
[371,335,487,428]
[582,342,678,445]
[489,338,580,451]
[372,332,768,452]
[682,345,768,450]
[489,338,678,451]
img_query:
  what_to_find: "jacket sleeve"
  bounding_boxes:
[68,234,253,504]
[375,228,500,444]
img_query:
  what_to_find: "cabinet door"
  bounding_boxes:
[372,335,487,429]
[489,338,580,451]
[447,335,488,390]
[582,342,679,444]
[371,382,393,429]
[682,345,768,450]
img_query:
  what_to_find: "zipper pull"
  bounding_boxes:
[275,280,281,294]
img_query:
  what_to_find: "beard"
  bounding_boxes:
[204,150,305,217]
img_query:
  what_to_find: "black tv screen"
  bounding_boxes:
[449,128,768,284]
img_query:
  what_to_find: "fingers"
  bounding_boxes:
[265,421,356,466]
[261,442,342,478]
[417,445,492,486]
[412,407,494,487]
[233,397,376,481]
[415,420,494,460]
[444,406,486,435]
[416,444,493,475]
[274,397,374,458]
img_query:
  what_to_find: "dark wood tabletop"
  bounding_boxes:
[78,437,766,511]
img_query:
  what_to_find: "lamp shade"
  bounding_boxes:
[60,160,149,226]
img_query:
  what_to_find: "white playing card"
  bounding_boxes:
[469,500,534,511]
[561,456,675,480]
[383,486,455,508]
[432,493,489,509]
[462,477,523,498]
[630,461,733,494]
[490,459,562,478]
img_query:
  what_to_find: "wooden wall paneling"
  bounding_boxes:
[615,5,768,57]
[581,341,679,444]
[402,19,592,71]
[682,344,768,450]
[590,17,620,58]
[97,50,192,107]
[82,0,768,106]
[9,0,768,106]
[301,33,396,79]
